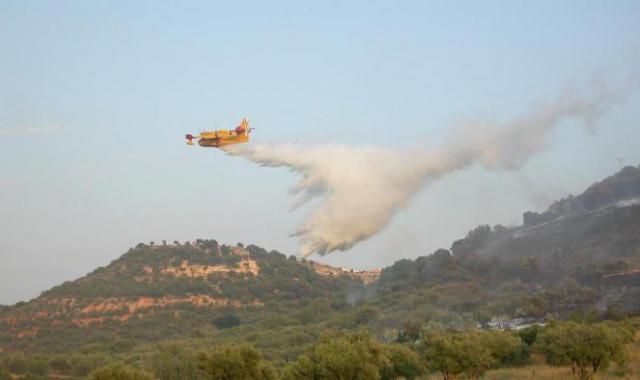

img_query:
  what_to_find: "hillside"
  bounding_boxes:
[0,242,372,353]
[375,165,640,328]
[1,165,639,358]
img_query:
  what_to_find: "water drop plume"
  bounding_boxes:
[223,83,617,256]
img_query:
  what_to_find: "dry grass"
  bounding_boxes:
[483,365,574,379]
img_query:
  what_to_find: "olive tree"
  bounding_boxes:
[152,343,201,380]
[197,344,276,380]
[282,332,391,380]
[422,330,521,380]
[536,321,634,380]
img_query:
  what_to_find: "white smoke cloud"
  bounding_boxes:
[222,84,617,257]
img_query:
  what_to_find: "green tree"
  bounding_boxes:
[283,332,388,380]
[482,330,524,366]
[69,353,110,377]
[0,367,11,380]
[197,344,275,380]
[423,330,521,380]
[49,356,72,374]
[355,306,379,326]
[110,339,135,353]
[423,331,489,380]
[152,343,201,380]
[88,363,154,380]
[213,313,241,330]
[25,356,48,376]
[536,321,634,380]
[397,320,422,343]
[517,325,541,346]
[380,344,424,380]
[6,354,27,375]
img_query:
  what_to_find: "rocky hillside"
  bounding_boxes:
[0,242,370,353]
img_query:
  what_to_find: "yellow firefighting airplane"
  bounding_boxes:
[185,118,252,148]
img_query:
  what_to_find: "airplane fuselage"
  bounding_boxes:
[197,134,249,147]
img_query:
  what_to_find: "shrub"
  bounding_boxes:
[152,343,201,380]
[381,344,424,380]
[0,367,10,380]
[536,321,635,380]
[49,355,72,374]
[197,344,275,380]
[213,314,241,330]
[283,332,389,380]
[422,330,522,380]
[88,363,154,380]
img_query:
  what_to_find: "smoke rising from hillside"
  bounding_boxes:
[223,85,617,257]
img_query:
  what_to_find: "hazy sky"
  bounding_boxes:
[2,1,640,304]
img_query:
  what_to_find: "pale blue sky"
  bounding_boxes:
[1,1,640,304]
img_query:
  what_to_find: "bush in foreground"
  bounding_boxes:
[422,330,522,380]
[88,363,154,380]
[197,343,276,380]
[536,321,635,380]
[282,331,424,380]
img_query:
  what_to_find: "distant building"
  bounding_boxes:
[486,317,546,331]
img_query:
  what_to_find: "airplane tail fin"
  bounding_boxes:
[241,118,249,132]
